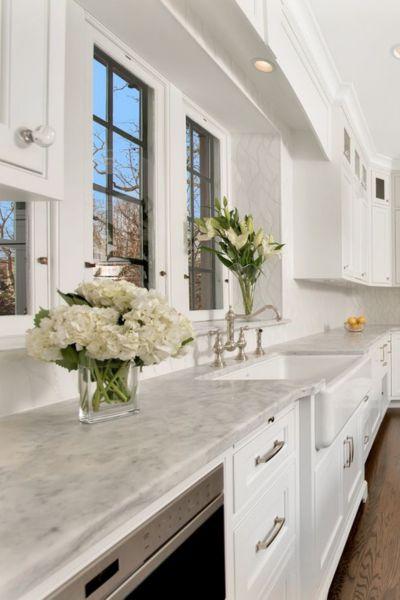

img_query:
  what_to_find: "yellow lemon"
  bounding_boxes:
[347,316,358,326]
[357,316,366,325]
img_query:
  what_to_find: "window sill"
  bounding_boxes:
[0,334,26,352]
[193,317,291,337]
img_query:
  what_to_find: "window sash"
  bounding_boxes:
[93,46,149,287]
[186,117,221,311]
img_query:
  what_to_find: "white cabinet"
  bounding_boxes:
[392,173,400,285]
[391,332,400,398]
[0,0,65,199]
[341,165,353,276]
[371,204,392,285]
[314,434,343,580]
[342,415,363,517]
[231,405,299,600]
[234,463,296,600]
[341,167,369,281]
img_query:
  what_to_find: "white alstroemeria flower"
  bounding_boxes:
[254,227,264,248]
[246,215,254,235]
[197,218,219,241]
[226,227,249,250]
[258,234,282,259]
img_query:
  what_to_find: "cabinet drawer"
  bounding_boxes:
[233,409,295,513]
[261,548,297,600]
[234,462,296,600]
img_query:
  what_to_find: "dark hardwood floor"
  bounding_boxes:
[329,409,400,600]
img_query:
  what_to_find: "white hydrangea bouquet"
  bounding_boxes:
[26,280,194,423]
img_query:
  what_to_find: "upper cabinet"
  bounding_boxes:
[371,204,392,285]
[372,170,390,206]
[0,0,65,200]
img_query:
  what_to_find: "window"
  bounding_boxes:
[344,129,351,163]
[92,47,149,287]
[186,117,223,311]
[355,150,360,179]
[362,165,367,190]
[0,201,27,316]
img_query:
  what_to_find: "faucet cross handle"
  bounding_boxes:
[236,326,249,362]
[255,328,265,356]
[209,328,226,368]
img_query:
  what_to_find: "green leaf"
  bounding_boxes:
[181,337,194,347]
[57,290,90,306]
[34,307,50,328]
[55,345,80,372]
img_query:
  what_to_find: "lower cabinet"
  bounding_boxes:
[234,463,296,600]
[230,405,299,600]
[300,400,366,599]
[391,332,400,398]
[341,413,363,518]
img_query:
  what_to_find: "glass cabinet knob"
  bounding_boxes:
[18,125,56,148]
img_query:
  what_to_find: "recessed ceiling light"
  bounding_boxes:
[392,45,400,59]
[253,59,275,73]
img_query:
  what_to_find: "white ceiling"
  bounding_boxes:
[308,0,400,159]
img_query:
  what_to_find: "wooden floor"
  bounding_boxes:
[329,409,400,600]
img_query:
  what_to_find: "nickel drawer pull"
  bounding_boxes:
[344,437,352,468]
[363,394,369,403]
[255,440,285,466]
[256,516,285,552]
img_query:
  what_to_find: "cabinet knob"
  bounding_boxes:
[84,261,96,268]
[183,274,190,280]
[18,125,56,148]
[37,256,48,265]
[159,270,167,277]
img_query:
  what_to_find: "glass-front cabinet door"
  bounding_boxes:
[372,169,390,206]
[0,0,65,198]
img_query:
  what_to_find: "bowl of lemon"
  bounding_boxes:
[344,315,366,332]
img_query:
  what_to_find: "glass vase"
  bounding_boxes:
[78,358,139,424]
[236,274,256,316]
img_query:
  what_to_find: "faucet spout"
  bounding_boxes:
[236,303,282,322]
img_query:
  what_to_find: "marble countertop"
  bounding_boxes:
[0,324,395,599]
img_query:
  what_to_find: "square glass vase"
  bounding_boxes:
[78,358,139,424]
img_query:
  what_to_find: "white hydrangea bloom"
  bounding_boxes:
[76,280,146,314]
[85,323,140,361]
[26,319,62,362]
[27,281,195,367]
[49,305,119,349]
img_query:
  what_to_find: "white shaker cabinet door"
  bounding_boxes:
[391,332,400,398]
[0,0,65,197]
[371,204,391,285]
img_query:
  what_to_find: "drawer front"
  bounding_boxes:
[261,548,297,600]
[234,462,296,600]
[233,409,295,513]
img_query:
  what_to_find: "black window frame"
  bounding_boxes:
[186,117,221,311]
[92,46,149,287]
